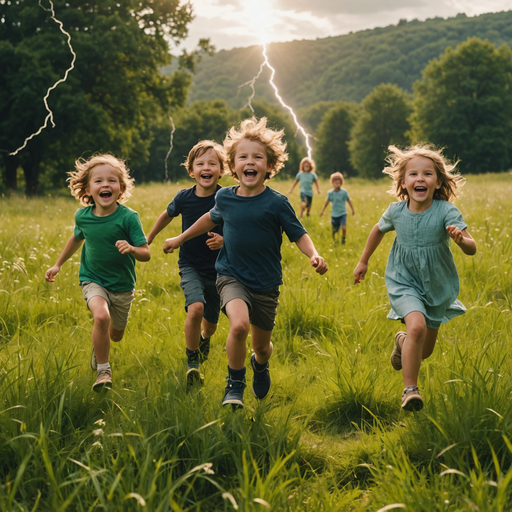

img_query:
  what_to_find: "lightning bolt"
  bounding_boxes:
[239,42,312,159]
[10,0,76,156]
[164,116,176,181]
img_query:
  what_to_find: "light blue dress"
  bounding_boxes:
[378,199,467,329]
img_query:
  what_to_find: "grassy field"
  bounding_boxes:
[0,174,511,511]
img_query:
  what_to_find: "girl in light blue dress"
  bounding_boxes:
[353,145,477,412]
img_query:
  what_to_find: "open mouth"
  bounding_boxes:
[414,186,427,193]
[99,191,112,198]
[200,173,213,180]
[244,170,257,178]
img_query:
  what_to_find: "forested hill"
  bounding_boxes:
[180,10,512,109]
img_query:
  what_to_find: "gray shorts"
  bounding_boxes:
[179,267,220,324]
[81,281,135,331]
[216,275,280,332]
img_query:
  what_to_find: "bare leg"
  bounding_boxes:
[225,299,250,370]
[88,296,111,365]
[202,317,217,339]
[342,226,347,238]
[184,302,204,351]
[422,327,439,360]
[300,201,306,219]
[250,324,273,365]
[110,326,125,342]
[401,311,428,388]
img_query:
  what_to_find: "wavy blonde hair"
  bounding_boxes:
[330,171,344,186]
[299,157,316,173]
[68,154,134,206]
[182,140,227,177]
[383,144,465,202]
[223,117,288,181]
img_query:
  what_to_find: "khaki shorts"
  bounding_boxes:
[81,281,135,331]
[216,275,280,332]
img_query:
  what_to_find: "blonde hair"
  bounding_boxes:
[299,157,316,173]
[223,117,288,181]
[383,144,465,202]
[182,140,227,177]
[68,154,134,206]
[330,171,344,186]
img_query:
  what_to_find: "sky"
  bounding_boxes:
[180,0,512,51]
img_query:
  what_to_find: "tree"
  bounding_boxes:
[299,101,337,135]
[410,37,512,174]
[349,84,412,179]
[314,102,359,178]
[0,0,209,194]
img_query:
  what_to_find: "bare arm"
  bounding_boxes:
[447,227,477,255]
[347,199,355,215]
[353,224,386,284]
[45,234,84,282]
[147,210,174,245]
[163,212,217,254]
[315,179,321,195]
[116,241,151,262]
[294,233,328,275]
[319,199,330,216]
[288,180,299,194]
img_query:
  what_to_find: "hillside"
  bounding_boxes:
[177,11,512,109]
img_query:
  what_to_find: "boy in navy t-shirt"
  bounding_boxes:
[148,140,226,390]
[163,118,328,408]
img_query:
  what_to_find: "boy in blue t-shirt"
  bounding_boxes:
[320,172,355,244]
[163,118,328,409]
[148,140,226,391]
[288,157,320,218]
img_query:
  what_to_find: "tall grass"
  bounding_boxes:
[0,174,511,510]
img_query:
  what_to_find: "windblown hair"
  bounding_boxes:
[383,144,465,202]
[299,157,316,173]
[223,117,288,181]
[330,171,344,186]
[68,154,134,206]
[182,140,227,177]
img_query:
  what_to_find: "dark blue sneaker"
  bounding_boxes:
[251,353,271,399]
[199,335,211,362]
[186,368,204,392]
[222,377,246,409]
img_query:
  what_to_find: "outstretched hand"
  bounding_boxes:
[205,232,223,251]
[353,261,368,285]
[311,255,328,275]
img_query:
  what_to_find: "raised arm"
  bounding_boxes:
[163,212,217,254]
[446,226,477,256]
[294,233,328,275]
[147,210,174,245]
[353,224,385,284]
[45,234,84,282]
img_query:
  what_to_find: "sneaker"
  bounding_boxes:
[342,237,346,245]
[93,369,112,392]
[391,331,406,371]
[222,377,246,409]
[401,385,423,411]
[90,348,97,371]
[251,353,271,399]
[186,367,204,392]
[199,335,211,362]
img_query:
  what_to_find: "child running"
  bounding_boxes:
[45,154,151,391]
[147,140,225,391]
[320,171,355,244]
[353,145,476,411]
[288,157,320,218]
[163,118,328,409]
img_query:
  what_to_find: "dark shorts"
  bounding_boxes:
[300,193,313,207]
[331,214,347,233]
[216,275,280,332]
[179,267,220,324]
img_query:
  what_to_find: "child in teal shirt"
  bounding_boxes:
[288,157,320,218]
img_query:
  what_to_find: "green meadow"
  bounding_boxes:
[0,174,511,511]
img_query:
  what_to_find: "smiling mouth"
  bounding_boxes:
[244,170,257,178]
[414,186,427,192]
[201,173,213,180]
[99,191,112,198]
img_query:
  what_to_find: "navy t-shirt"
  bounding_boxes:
[209,186,307,293]
[167,185,223,278]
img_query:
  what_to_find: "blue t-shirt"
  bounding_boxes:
[209,186,307,293]
[295,172,318,196]
[167,185,223,278]
[327,188,350,217]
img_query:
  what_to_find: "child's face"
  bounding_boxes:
[189,148,222,191]
[86,164,122,212]
[402,156,441,207]
[332,178,342,190]
[302,161,312,172]
[233,139,270,194]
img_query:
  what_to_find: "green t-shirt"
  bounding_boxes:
[327,188,350,217]
[295,172,318,196]
[74,204,147,292]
